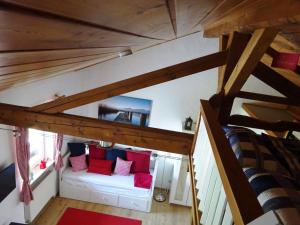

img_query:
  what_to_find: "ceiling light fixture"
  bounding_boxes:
[118,49,133,58]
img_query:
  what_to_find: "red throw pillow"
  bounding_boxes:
[271,52,300,71]
[126,151,151,174]
[89,144,106,160]
[87,159,112,176]
[134,173,153,189]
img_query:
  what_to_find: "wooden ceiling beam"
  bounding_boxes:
[217,34,229,92]
[0,47,126,67]
[175,0,220,37]
[217,28,276,124]
[0,103,193,154]
[0,56,116,84]
[0,54,115,76]
[218,32,251,92]
[166,0,177,36]
[201,0,244,26]
[1,0,175,40]
[203,0,300,38]
[0,56,117,91]
[31,51,228,113]
[252,62,300,100]
[0,7,160,52]
[271,34,300,53]
[236,91,300,106]
[224,28,278,96]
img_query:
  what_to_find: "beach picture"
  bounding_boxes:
[98,96,152,126]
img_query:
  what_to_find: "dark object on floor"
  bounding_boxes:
[9,223,27,225]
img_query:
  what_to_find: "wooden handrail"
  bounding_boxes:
[253,62,300,99]
[200,100,263,225]
[228,115,300,132]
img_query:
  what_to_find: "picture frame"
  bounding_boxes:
[98,96,152,127]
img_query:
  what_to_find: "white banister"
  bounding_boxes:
[193,117,230,225]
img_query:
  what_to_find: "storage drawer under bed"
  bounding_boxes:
[89,191,118,206]
[118,195,149,212]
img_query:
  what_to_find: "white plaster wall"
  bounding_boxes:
[0,126,14,170]
[0,126,25,225]
[27,169,57,222]
[0,70,85,116]
[0,189,25,225]
[78,32,218,131]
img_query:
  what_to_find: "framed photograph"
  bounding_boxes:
[98,96,152,126]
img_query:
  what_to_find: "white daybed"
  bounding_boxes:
[59,153,158,212]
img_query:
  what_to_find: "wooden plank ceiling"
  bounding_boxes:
[0,0,299,92]
[0,0,219,91]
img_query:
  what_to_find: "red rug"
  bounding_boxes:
[57,208,142,225]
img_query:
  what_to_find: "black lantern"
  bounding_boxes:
[184,117,193,130]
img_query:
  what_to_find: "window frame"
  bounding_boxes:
[28,128,56,185]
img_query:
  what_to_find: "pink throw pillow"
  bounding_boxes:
[126,151,151,174]
[114,157,132,176]
[69,154,87,172]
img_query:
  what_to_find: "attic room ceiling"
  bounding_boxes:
[0,0,299,91]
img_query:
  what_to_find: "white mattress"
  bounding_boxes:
[61,168,153,198]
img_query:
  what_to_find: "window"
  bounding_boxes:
[28,128,55,183]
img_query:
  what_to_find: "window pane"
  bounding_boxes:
[44,131,55,161]
[28,129,56,184]
[28,129,44,165]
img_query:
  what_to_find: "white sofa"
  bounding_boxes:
[59,153,158,212]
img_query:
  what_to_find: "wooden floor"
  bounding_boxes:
[33,195,191,225]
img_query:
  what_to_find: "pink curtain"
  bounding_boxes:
[54,133,64,171]
[15,127,33,204]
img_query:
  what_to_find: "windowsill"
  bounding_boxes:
[30,160,54,190]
